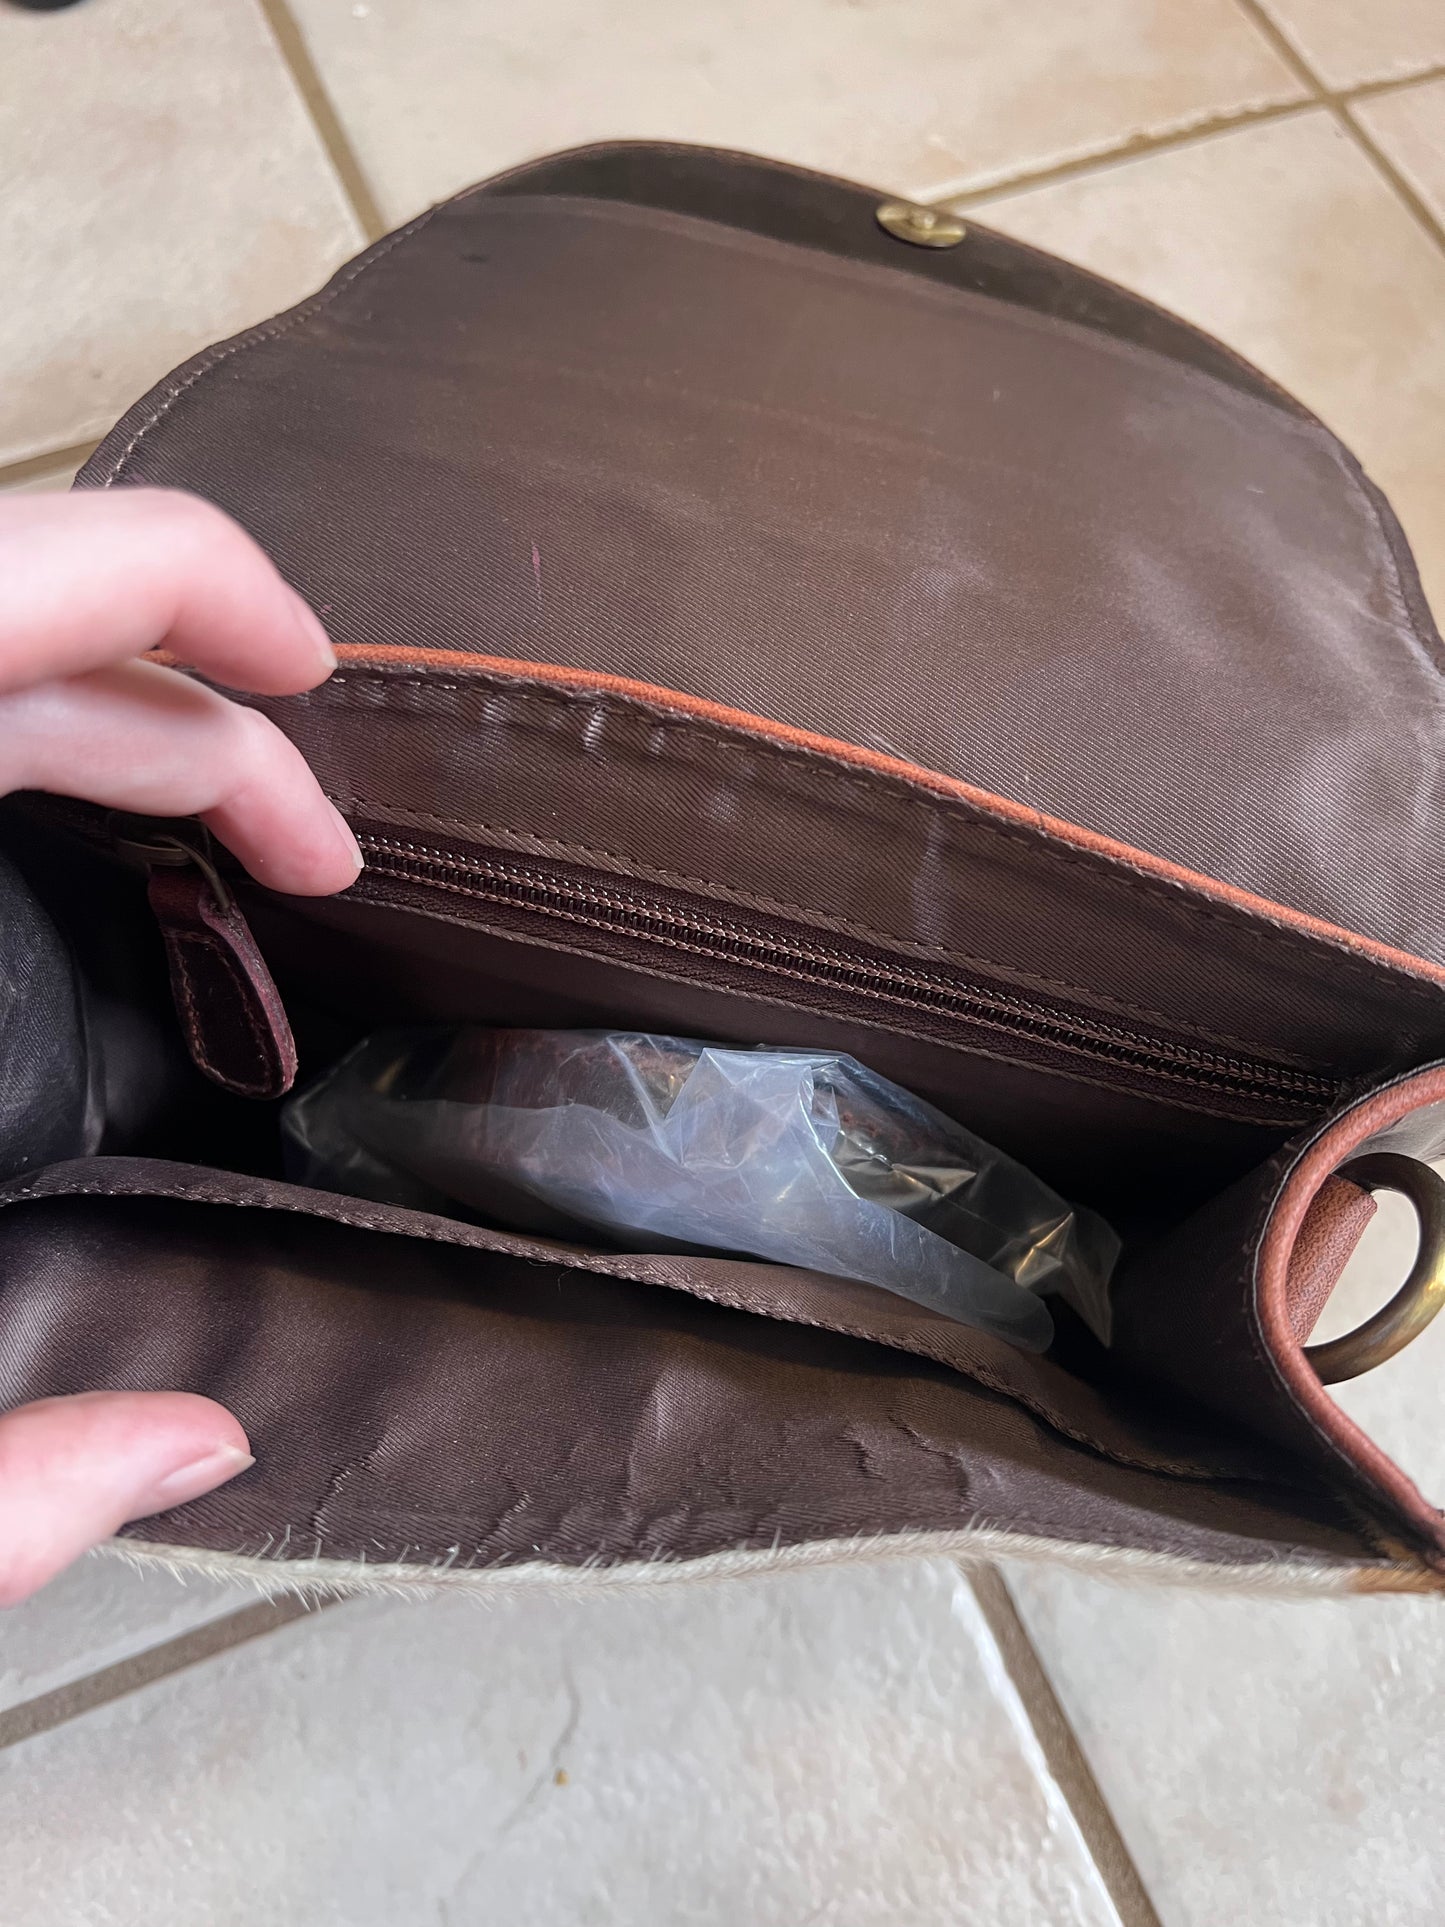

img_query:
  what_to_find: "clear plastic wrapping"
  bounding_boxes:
[283,1030,1120,1352]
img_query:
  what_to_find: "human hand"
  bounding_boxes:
[0,1394,254,1606]
[0,487,361,1604]
[0,488,360,892]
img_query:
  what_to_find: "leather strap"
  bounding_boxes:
[146,867,298,1098]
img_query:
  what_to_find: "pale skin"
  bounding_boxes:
[0,489,363,1606]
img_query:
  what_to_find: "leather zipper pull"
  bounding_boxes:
[114,827,299,1100]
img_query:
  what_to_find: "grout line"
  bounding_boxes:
[1232,0,1445,262]
[1228,0,1334,97]
[1345,60,1445,105]
[255,0,388,243]
[0,440,97,489]
[924,54,1444,219]
[0,1593,344,1752]
[1335,102,1445,260]
[966,1566,1164,1927]
[924,96,1317,210]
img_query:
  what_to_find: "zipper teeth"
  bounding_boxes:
[357,836,1340,1105]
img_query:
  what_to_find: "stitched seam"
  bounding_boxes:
[315,671,1445,1015]
[169,935,236,1088]
[98,208,443,486]
[353,810,1196,1025]
[179,934,269,1083]
[340,876,1317,1125]
[0,1173,1257,1486]
[1291,428,1445,702]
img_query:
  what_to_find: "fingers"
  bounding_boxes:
[0,489,359,895]
[0,1391,252,1608]
[0,489,336,697]
[0,659,362,895]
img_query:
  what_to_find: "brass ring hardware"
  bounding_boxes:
[1303,1152,1445,1384]
[874,201,967,249]
[111,821,234,914]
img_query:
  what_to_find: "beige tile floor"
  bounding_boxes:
[2,1,1444,1920]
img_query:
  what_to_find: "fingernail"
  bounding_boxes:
[143,1444,255,1514]
[329,802,364,875]
[293,596,337,673]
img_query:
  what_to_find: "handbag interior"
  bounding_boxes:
[2,781,1439,1585]
[4,143,1445,1583]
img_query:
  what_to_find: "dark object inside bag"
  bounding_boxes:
[282,1028,1122,1352]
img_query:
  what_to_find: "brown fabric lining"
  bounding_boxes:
[313,670,1445,1028]
[483,141,1316,415]
[0,1159,1269,1486]
[0,1169,1381,1574]
[83,163,1445,963]
[342,826,1337,1058]
[336,863,1322,1127]
[0,850,1426,1573]
[322,646,1445,995]
[245,886,1301,1223]
[241,664,1445,1111]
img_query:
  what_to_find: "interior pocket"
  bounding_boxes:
[245,874,1330,1229]
[226,654,1445,1233]
[0,1158,1379,1575]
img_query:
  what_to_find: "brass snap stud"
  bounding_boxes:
[874,201,967,249]
[1304,1152,1445,1384]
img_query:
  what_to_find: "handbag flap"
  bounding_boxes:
[78,143,1445,965]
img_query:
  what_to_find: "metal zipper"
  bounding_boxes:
[355,834,1343,1112]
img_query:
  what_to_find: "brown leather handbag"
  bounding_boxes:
[5,142,1445,1597]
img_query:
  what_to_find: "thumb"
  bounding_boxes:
[0,1390,252,1607]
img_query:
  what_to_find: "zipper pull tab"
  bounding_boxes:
[113,825,299,1100]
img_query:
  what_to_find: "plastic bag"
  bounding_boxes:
[283,1030,1120,1352]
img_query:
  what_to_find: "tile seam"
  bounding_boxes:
[254,0,387,242]
[1233,0,1445,261]
[0,1594,342,1752]
[965,1564,1165,1927]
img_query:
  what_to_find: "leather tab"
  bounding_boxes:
[1285,1175,1377,1344]
[146,867,298,1098]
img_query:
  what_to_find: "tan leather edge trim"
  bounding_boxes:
[327,645,1445,993]
[1259,1066,1445,1559]
[108,1523,1438,1599]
